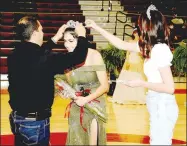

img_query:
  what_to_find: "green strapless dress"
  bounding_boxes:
[63,65,107,145]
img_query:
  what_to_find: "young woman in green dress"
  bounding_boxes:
[62,26,109,145]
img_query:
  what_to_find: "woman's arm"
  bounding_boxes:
[143,66,175,94]
[75,51,109,106]
[85,19,139,52]
[126,66,175,94]
[86,52,109,102]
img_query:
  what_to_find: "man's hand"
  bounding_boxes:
[75,22,86,37]
[52,24,68,43]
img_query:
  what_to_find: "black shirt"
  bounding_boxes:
[7,37,88,113]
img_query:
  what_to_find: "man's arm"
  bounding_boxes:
[41,39,56,54]
[41,24,68,54]
[51,36,89,74]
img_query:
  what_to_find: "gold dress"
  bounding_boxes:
[111,51,147,104]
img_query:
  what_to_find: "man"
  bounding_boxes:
[8,16,88,146]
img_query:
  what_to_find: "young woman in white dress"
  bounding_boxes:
[85,5,179,145]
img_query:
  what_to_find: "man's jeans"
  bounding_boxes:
[9,111,50,146]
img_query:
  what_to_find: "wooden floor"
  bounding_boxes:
[1,96,186,145]
[0,83,186,145]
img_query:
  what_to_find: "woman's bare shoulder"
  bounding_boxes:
[88,48,104,65]
[88,48,101,57]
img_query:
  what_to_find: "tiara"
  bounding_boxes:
[146,4,158,20]
[66,20,76,28]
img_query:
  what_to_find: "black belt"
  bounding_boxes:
[14,109,51,120]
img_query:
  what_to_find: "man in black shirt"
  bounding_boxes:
[8,16,88,146]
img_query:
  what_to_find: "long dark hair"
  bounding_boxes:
[138,10,170,58]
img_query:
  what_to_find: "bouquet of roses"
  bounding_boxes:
[56,80,107,123]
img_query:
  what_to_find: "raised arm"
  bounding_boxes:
[51,23,89,74]
[41,24,68,54]
[85,19,139,52]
